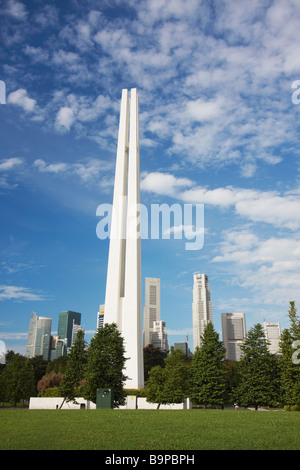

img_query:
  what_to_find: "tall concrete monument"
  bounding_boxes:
[104,88,144,389]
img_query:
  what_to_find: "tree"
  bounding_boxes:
[59,329,87,407]
[234,323,281,409]
[145,347,189,408]
[189,322,226,408]
[0,355,35,406]
[37,371,63,393]
[20,360,36,404]
[143,344,167,382]
[279,301,300,406]
[28,355,48,392]
[83,323,127,407]
[162,347,190,403]
[144,365,166,409]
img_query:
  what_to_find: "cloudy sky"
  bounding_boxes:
[1,0,300,354]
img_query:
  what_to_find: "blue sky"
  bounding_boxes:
[1,0,300,354]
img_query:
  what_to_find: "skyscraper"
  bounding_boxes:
[174,336,191,357]
[192,273,213,350]
[26,312,52,360]
[151,320,169,352]
[71,322,83,347]
[222,312,246,361]
[144,277,161,348]
[57,311,81,349]
[97,304,105,329]
[263,321,281,355]
[104,88,144,389]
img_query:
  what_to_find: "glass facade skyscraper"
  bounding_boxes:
[57,311,81,349]
[26,312,52,360]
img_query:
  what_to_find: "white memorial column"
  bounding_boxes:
[123,89,144,389]
[104,90,129,331]
[104,89,144,389]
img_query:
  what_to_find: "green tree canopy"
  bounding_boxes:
[145,347,189,408]
[143,344,167,382]
[234,323,281,409]
[0,355,35,406]
[189,322,226,408]
[279,301,300,406]
[59,329,87,406]
[83,323,127,407]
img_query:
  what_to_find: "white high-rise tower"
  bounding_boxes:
[263,321,281,355]
[192,273,213,351]
[144,277,161,347]
[104,88,144,389]
[222,313,246,361]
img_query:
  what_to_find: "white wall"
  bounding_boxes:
[29,396,192,410]
[29,397,96,410]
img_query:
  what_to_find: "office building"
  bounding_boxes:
[57,311,81,349]
[222,312,246,361]
[71,322,83,347]
[26,312,52,360]
[144,277,161,348]
[151,320,169,352]
[50,336,67,360]
[97,304,105,329]
[174,336,192,357]
[263,321,281,355]
[192,274,213,350]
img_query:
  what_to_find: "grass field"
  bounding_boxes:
[0,409,299,450]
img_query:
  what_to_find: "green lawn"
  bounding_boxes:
[0,409,299,450]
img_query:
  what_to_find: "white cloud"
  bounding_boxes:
[0,157,23,171]
[0,331,28,341]
[141,172,193,196]
[0,157,24,188]
[55,106,75,131]
[141,171,300,230]
[181,185,300,230]
[23,45,49,62]
[33,159,69,174]
[7,88,36,112]
[33,158,112,185]
[185,97,224,122]
[212,228,300,308]
[4,0,27,20]
[52,49,80,65]
[0,285,47,301]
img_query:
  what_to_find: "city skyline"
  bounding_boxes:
[22,272,281,359]
[1,1,300,355]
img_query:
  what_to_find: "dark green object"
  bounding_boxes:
[96,388,114,409]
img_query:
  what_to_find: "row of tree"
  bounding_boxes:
[1,302,300,409]
[148,302,300,409]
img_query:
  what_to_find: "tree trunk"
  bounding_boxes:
[58,397,66,409]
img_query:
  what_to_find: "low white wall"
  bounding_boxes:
[135,397,192,410]
[29,397,96,410]
[29,396,192,410]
